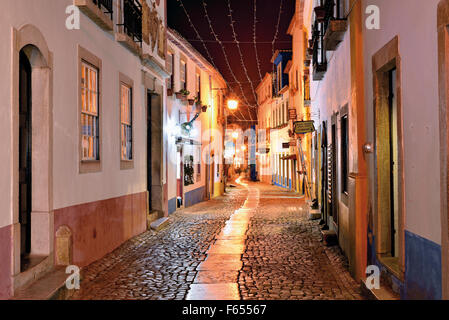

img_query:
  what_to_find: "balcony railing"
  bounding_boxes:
[311,20,327,81]
[323,0,345,32]
[323,0,347,51]
[117,0,143,45]
[93,0,113,19]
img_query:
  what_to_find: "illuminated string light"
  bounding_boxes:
[253,0,263,83]
[272,0,284,82]
[227,0,259,116]
[202,0,255,115]
[177,0,248,121]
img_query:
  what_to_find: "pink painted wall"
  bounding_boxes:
[54,192,147,268]
[0,225,12,299]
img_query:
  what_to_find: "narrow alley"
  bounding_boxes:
[68,180,362,300]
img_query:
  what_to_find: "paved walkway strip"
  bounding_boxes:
[186,178,259,300]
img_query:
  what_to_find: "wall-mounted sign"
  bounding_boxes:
[293,120,315,134]
[288,108,297,120]
[282,142,290,149]
[259,148,270,154]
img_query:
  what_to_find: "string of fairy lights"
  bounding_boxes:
[226,0,259,113]
[177,0,249,121]
[272,0,284,81]
[176,0,287,122]
[201,0,254,112]
[253,0,264,83]
[201,0,251,122]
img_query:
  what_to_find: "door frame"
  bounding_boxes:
[11,25,54,285]
[372,36,405,279]
[437,0,449,299]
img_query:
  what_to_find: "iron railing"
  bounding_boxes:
[117,0,143,45]
[92,0,113,19]
[312,20,326,68]
[323,0,345,34]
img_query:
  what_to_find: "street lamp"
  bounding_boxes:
[227,99,238,110]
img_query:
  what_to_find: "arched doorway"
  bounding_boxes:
[12,25,53,286]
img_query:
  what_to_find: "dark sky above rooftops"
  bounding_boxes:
[167,0,295,122]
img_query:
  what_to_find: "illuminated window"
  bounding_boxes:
[120,84,133,161]
[180,60,187,90]
[81,62,99,161]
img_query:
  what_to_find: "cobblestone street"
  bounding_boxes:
[69,180,363,300]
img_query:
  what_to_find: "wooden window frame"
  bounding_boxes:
[167,50,174,90]
[119,72,134,170]
[180,59,187,91]
[78,46,102,174]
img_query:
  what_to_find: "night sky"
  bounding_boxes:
[167,0,295,123]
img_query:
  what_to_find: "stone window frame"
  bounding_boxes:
[78,46,102,174]
[372,35,405,280]
[437,0,449,299]
[119,72,135,170]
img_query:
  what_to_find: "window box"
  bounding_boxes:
[324,19,348,51]
[74,0,113,31]
[175,92,183,99]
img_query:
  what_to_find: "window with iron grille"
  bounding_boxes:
[93,0,113,19]
[81,62,100,161]
[120,84,133,161]
[118,0,142,44]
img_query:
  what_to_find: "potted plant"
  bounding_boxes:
[167,88,173,96]
[202,105,208,113]
[175,91,183,99]
[314,6,326,22]
[188,98,195,105]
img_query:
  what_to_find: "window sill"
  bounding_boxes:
[74,0,113,32]
[120,160,134,170]
[115,32,142,56]
[80,160,101,174]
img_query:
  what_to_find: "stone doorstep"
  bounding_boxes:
[309,209,321,220]
[150,217,170,231]
[321,230,338,246]
[146,211,159,229]
[11,267,76,300]
[360,280,400,300]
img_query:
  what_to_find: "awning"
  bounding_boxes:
[281,154,297,160]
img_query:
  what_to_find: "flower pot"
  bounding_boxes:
[314,6,326,22]
[167,88,173,96]
[188,99,195,106]
[202,105,208,113]
[175,92,183,99]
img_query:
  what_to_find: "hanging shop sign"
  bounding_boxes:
[293,120,315,134]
